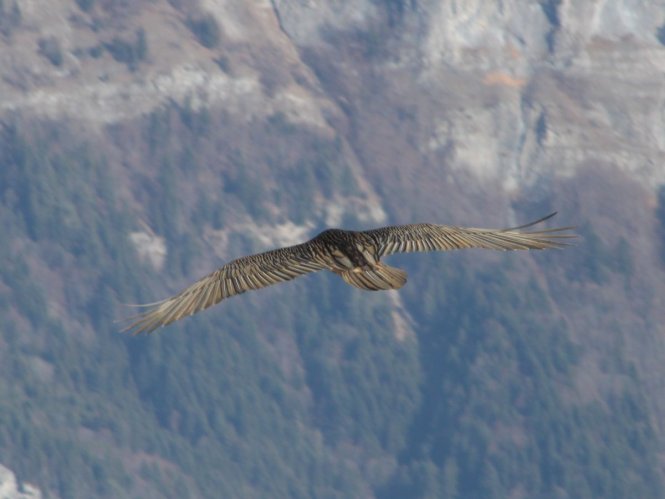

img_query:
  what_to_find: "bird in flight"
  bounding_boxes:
[123,212,574,334]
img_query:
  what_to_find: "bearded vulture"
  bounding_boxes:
[124,212,574,334]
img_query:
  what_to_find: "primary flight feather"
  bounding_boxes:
[123,212,574,334]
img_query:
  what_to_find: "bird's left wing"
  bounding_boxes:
[122,242,327,334]
[364,212,575,257]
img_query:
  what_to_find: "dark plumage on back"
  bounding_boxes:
[123,212,574,334]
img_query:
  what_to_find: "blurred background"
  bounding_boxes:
[1,0,665,497]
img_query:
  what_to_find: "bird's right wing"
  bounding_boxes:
[122,242,327,334]
[364,212,575,257]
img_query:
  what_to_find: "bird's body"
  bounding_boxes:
[123,213,574,334]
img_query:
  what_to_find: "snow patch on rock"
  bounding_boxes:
[129,231,167,271]
[0,464,41,499]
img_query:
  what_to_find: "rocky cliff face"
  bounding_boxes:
[278,0,665,191]
[3,1,664,190]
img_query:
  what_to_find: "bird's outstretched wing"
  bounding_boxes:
[123,242,327,334]
[363,212,575,257]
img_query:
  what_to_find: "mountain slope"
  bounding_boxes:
[1,1,665,497]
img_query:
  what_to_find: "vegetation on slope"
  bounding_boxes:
[0,113,661,498]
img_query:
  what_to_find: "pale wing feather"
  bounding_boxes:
[123,242,327,334]
[364,212,575,257]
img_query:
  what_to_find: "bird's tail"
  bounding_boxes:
[340,262,407,291]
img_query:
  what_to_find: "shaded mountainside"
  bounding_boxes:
[1,111,665,498]
[2,1,665,498]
